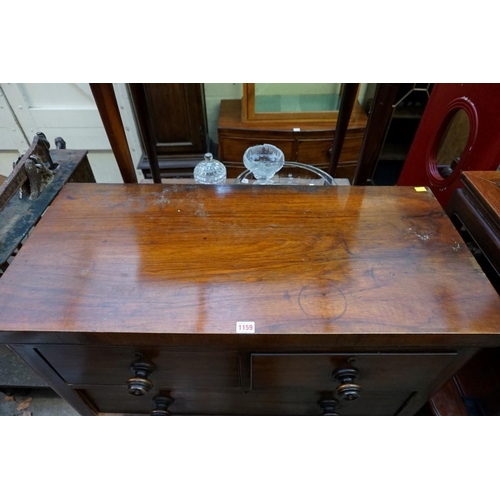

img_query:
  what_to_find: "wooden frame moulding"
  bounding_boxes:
[242,83,355,123]
[89,83,138,184]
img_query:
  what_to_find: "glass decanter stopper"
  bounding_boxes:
[194,153,226,185]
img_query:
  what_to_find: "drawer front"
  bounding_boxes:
[37,346,240,389]
[297,134,364,166]
[338,133,365,162]
[71,351,456,415]
[35,347,457,415]
[251,352,456,392]
[334,162,357,183]
[247,352,457,415]
[219,136,295,163]
[77,386,412,416]
[225,164,247,179]
[296,139,332,166]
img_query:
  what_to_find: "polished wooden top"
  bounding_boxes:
[0,184,499,341]
[462,170,500,228]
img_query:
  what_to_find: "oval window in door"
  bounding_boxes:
[435,109,470,179]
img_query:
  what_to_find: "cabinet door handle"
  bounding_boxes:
[318,399,340,416]
[150,396,174,416]
[127,361,156,396]
[333,367,362,401]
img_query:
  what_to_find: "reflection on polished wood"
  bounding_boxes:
[1,184,499,338]
[462,170,500,227]
[0,184,499,415]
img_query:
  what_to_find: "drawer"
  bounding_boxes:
[297,134,364,166]
[79,387,261,415]
[334,162,357,183]
[76,386,414,416]
[296,139,333,165]
[251,352,456,392]
[37,346,240,389]
[219,136,295,163]
[70,351,456,415]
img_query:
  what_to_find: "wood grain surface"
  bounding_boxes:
[0,184,499,341]
[462,170,500,225]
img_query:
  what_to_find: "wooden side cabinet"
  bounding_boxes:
[135,83,210,178]
[217,99,368,182]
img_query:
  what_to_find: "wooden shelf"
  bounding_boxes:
[379,142,411,161]
[393,107,425,120]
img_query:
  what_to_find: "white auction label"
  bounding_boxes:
[236,321,255,333]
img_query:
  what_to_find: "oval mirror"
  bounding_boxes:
[435,109,470,178]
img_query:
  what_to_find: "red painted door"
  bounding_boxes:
[397,83,500,208]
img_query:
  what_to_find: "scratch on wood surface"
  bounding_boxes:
[408,226,430,241]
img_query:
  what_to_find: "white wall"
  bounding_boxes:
[204,83,243,146]
[0,83,143,183]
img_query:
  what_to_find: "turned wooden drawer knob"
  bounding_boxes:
[150,396,174,416]
[318,399,340,416]
[127,361,156,396]
[333,367,362,401]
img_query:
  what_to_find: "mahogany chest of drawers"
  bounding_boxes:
[0,183,499,415]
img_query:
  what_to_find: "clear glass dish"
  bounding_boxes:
[235,162,336,186]
[193,153,226,185]
[242,144,285,184]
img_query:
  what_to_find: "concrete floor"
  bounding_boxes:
[0,345,78,416]
[0,388,78,416]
